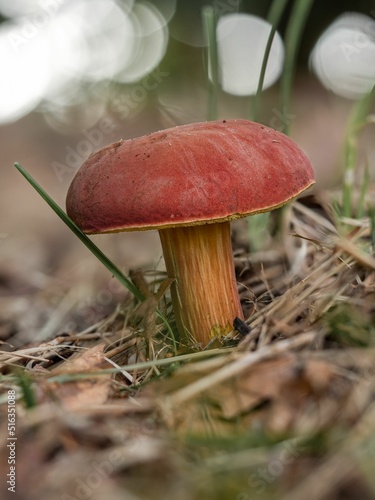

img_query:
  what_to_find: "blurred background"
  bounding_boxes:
[1,0,375,340]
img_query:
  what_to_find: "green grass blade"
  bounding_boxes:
[47,347,233,383]
[252,0,290,122]
[248,0,291,243]
[14,162,178,352]
[14,162,144,302]
[14,370,36,408]
[369,204,375,250]
[203,5,219,121]
[356,163,370,220]
[342,85,375,217]
[247,212,270,252]
[280,0,314,136]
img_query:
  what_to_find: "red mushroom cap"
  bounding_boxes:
[66,119,315,233]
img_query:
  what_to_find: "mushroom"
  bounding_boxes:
[66,119,315,346]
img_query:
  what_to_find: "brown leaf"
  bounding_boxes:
[217,355,297,419]
[201,353,353,434]
[44,343,112,411]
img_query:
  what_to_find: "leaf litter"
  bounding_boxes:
[1,193,375,499]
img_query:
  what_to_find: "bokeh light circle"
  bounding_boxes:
[114,2,168,84]
[0,21,50,123]
[215,13,284,96]
[310,13,375,100]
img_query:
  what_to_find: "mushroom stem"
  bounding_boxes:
[159,222,243,346]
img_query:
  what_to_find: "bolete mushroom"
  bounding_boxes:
[66,119,315,346]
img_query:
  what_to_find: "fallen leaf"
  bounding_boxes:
[44,343,112,411]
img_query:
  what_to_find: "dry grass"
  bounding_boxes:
[1,192,375,500]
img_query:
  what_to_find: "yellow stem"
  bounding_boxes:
[159,222,243,346]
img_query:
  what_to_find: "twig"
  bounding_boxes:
[163,332,316,408]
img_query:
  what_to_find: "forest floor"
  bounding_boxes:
[1,191,375,500]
